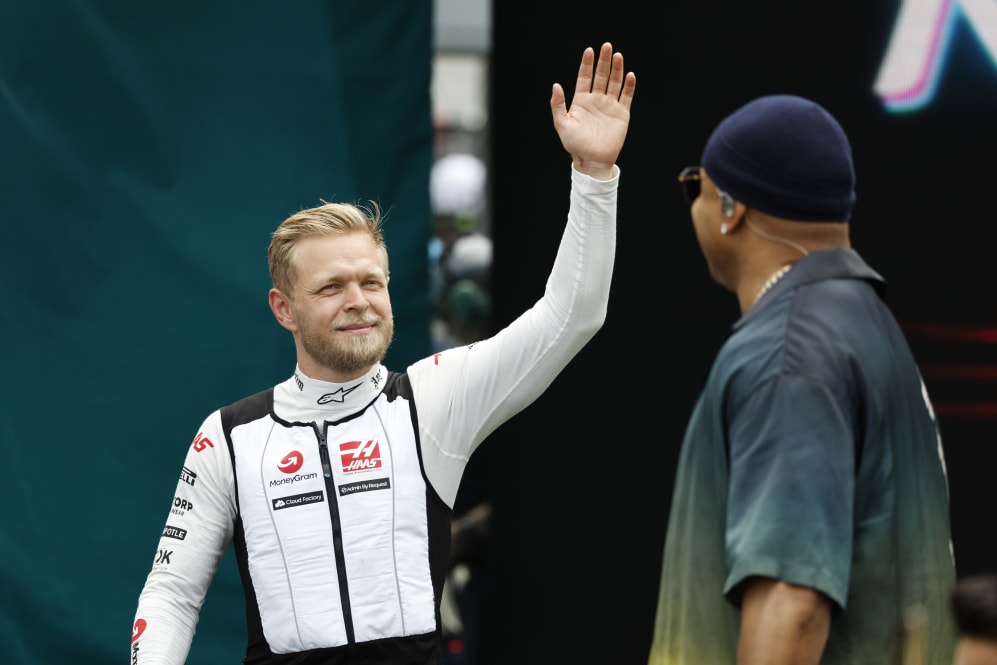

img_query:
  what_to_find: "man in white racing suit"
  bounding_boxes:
[131,41,636,664]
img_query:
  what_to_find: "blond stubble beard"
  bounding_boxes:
[296,311,395,376]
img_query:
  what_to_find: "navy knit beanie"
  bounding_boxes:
[701,94,856,222]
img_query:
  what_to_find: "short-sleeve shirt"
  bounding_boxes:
[648,248,956,665]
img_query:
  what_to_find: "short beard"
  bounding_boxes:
[298,314,395,376]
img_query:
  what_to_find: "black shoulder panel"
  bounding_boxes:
[219,388,272,435]
[381,370,415,402]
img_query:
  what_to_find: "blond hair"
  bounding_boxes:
[268,201,388,296]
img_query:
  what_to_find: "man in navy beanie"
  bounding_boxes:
[647,95,957,664]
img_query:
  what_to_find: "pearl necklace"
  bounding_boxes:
[753,265,792,306]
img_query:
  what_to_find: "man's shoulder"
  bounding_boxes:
[382,369,415,402]
[219,387,274,430]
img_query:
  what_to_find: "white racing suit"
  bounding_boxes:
[131,166,618,664]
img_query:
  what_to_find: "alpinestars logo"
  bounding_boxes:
[339,439,382,473]
[317,383,361,405]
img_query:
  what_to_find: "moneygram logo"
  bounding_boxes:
[278,451,304,474]
[268,471,319,487]
[339,439,382,473]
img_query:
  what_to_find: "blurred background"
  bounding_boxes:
[2,1,996,664]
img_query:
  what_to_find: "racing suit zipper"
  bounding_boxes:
[316,424,356,644]
[318,430,333,478]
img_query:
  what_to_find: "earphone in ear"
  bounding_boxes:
[720,192,735,218]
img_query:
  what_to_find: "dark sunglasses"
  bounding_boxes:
[678,166,701,205]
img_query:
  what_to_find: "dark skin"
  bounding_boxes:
[739,577,831,665]
[690,170,850,315]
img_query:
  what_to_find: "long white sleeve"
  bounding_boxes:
[409,165,619,506]
[131,410,237,664]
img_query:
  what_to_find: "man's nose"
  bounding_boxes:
[342,283,369,309]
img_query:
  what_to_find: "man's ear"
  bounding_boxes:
[269,288,298,332]
[719,191,748,233]
[721,191,736,218]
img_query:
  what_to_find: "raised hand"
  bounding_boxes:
[550,42,636,180]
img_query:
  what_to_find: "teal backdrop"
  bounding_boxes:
[0,2,433,662]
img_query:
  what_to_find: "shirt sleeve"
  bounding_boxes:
[408,165,619,507]
[131,410,237,664]
[723,373,855,609]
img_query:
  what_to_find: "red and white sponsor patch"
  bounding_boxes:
[338,440,382,473]
[132,618,147,642]
[278,451,304,474]
[192,432,214,453]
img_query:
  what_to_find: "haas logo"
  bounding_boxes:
[339,440,383,473]
[278,451,304,474]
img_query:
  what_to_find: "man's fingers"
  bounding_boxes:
[590,42,613,95]
[606,52,625,99]
[619,72,637,110]
[574,46,596,95]
[566,42,635,105]
[550,82,567,119]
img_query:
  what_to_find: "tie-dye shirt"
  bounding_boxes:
[648,248,956,665]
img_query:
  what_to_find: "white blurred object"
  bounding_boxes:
[445,234,492,281]
[431,153,487,217]
[440,564,469,635]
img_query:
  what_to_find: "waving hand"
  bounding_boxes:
[550,42,637,180]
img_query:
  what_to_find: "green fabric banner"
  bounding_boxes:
[0,2,432,662]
